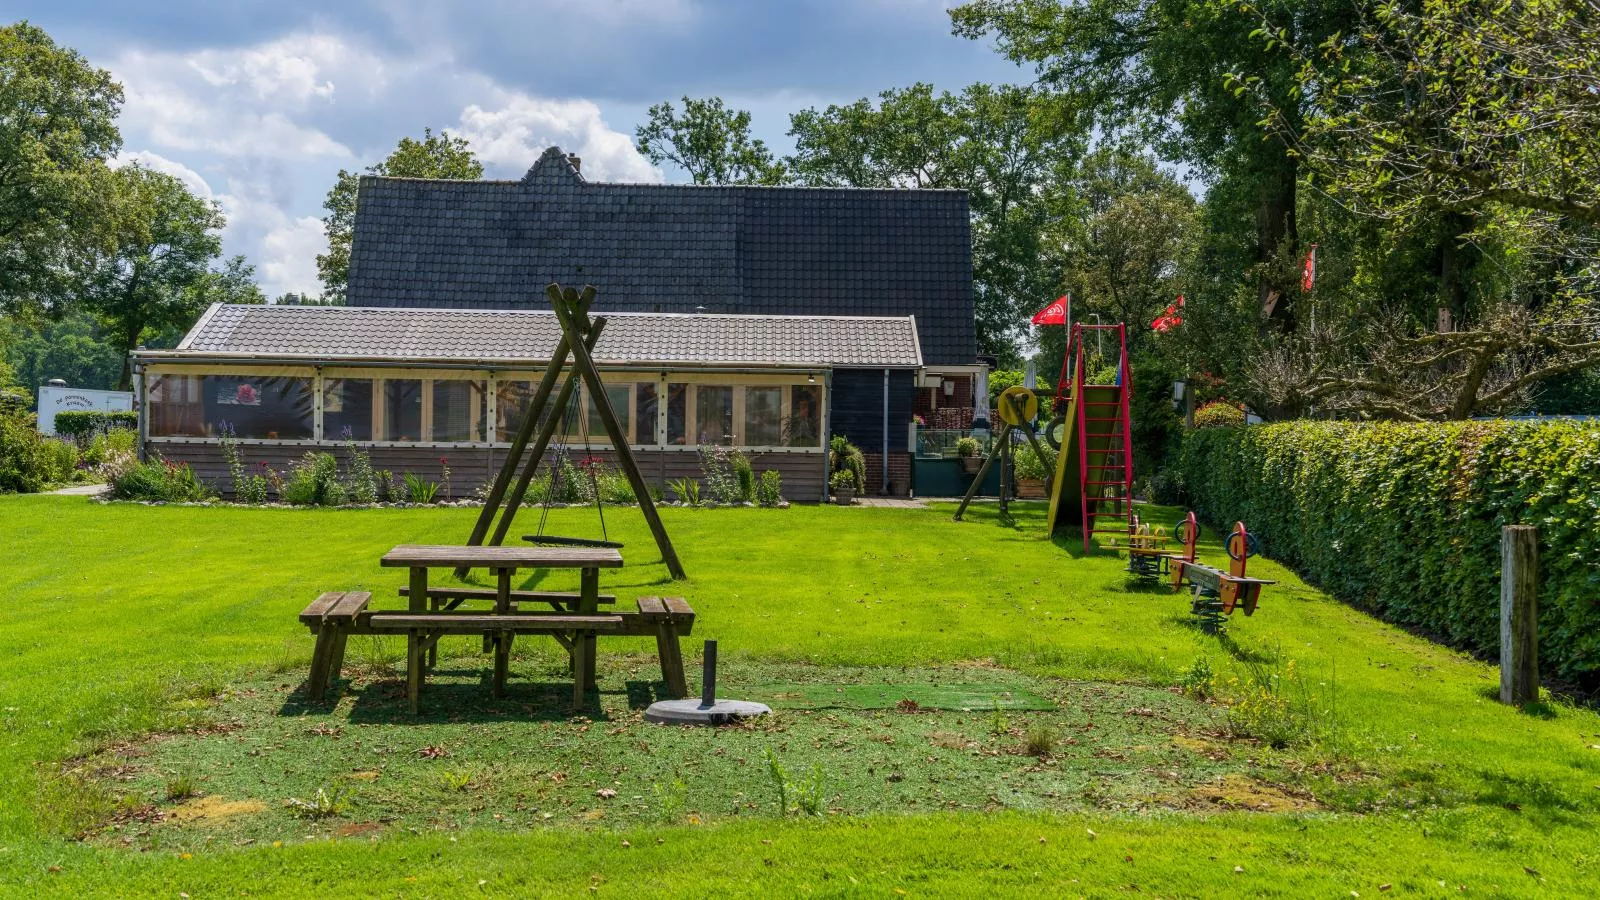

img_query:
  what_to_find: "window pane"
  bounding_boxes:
[744,386,782,446]
[666,383,688,445]
[695,385,733,445]
[148,374,205,437]
[585,383,631,442]
[635,382,659,445]
[384,379,422,442]
[788,384,822,447]
[433,380,486,442]
[323,378,372,441]
[208,375,313,440]
[495,379,534,440]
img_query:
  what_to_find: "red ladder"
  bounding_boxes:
[1065,323,1134,553]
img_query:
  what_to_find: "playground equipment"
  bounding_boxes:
[1169,521,1274,634]
[463,283,685,579]
[952,385,1054,520]
[1044,322,1135,551]
[1104,510,1196,580]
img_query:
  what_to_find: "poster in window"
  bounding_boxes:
[216,382,262,406]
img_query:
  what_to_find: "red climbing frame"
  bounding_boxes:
[1060,323,1134,553]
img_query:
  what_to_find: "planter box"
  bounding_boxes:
[1016,478,1047,500]
[960,455,983,474]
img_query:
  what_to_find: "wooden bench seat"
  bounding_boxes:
[398,586,617,608]
[364,613,625,633]
[299,591,372,702]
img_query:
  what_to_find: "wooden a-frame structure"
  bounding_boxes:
[461,283,686,580]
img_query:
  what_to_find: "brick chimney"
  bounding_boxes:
[567,154,581,174]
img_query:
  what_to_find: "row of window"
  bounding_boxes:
[144,371,825,449]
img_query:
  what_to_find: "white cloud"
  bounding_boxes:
[457,92,661,183]
[214,176,327,299]
[110,150,215,200]
[112,34,365,160]
[102,28,662,299]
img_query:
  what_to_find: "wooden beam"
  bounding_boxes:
[953,423,1010,521]
[490,322,604,549]
[462,331,575,566]
[547,283,687,579]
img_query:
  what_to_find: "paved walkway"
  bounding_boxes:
[853,497,928,509]
[49,483,109,497]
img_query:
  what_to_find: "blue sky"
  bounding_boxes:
[22,1,1025,299]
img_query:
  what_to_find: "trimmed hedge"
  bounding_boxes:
[53,410,138,441]
[1174,421,1600,685]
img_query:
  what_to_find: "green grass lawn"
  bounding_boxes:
[2,494,1599,896]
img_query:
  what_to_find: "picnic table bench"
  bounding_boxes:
[298,545,694,712]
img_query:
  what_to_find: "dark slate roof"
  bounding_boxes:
[346,147,976,365]
[157,303,923,368]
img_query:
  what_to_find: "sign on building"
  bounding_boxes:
[36,385,134,435]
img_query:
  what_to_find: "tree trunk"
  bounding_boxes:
[1438,211,1477,328]
[1256,153,1299,331]
[116,322,143,391]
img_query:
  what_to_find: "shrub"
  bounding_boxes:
[667,477,701,506]
[343,433,378,504]
[732,451,755,503]
[282,453,348,506]
[699,445,741,503]
[403,472,439,504]
[1193,401,1245,429]
[1,417,78,493]
[108,456,211,502]
[755,469,783,506]
[373,470,398,503]
[829,469,856,492]
[0,386,31,419]
[828,436,865,492]
[953,436,981,458]
[82,427,136,468]
[1011,442,1055,482]
[52,410,137,443]
[1174,420,1600,685]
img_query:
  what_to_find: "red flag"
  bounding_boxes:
[1151,294,1185,332]
[1031,295,1068,326]
[1301,245,1317,293]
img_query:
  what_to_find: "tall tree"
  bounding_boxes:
[80,165,255,389]
[1222,0,1600,419]
[317,128,482,302]
[1056,150,1197,355]
[0,21,123,312]
[788,83,1076,359]
[635,96,787,185]
[951,0,1353,330]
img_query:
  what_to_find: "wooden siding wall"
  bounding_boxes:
[829,368,915,454]
[148,442,827,503]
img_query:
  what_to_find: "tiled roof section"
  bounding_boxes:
[173,304,923,368]
[346,151,976,365]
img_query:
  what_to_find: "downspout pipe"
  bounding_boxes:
[882,367,890,495]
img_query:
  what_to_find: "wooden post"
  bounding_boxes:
[1500,525,1539,705]
[953,422,1010,520]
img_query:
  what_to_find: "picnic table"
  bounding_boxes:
[378,544,622,711]
[298,545,697,714]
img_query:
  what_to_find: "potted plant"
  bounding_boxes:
[1012,443,1054,500]
[830,469,857,505]
[954,436,983,474]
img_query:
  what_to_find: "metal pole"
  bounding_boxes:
[700,639,718,708]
